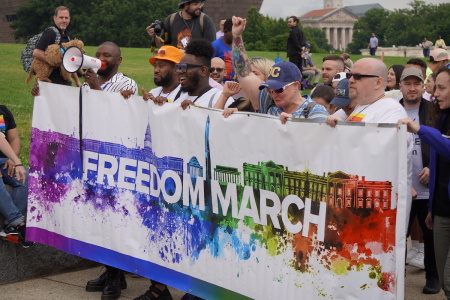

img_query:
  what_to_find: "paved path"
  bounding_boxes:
[0,265,446,299]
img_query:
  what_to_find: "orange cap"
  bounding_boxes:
[149,46,184,66]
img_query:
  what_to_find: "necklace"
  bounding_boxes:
[346,93,385,122]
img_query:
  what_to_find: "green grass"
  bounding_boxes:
[0,43,418,166]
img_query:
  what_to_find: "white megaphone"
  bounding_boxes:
[63,46,106,73]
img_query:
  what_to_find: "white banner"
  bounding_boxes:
[28,82,408,299]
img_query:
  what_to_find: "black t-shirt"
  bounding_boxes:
[35,26,72,85]
[433,111,450,217]
[0,105,16,158]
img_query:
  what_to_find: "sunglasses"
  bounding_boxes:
[210,67,224,73]
[175,63,204,73]
[153,49,166,57]
[346,73,379,80]
[267,82,296,95]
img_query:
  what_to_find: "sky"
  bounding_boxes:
[259,0,446,19]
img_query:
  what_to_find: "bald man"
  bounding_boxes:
[210,57,226,85]
[326,58,407,124]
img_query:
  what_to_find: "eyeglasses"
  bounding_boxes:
[174,63,204,73]
[266,82,296,95]
[210,67,224,73]
[346,73,379,80]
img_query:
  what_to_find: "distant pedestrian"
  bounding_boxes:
[421,37,433,58]
[435,35,447,50]
[286,16,305,72]
[368,33,378,56]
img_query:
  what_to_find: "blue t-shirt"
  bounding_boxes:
[212,38,234,82]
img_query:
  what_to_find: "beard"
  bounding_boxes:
[97,64,115,77]
[154,72,173,87]
[185,8,200,18]
[180,71,200,94]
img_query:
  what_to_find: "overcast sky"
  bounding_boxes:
[259,0,446,19]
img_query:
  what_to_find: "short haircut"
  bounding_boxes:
[55,6,70,16]
[341,53,350,60]
[288,16,299,23]
[311,85,335,104]
[323,55,345,70]
[251,57,274,80]
[184,38,215,67]
[406,58,427,71]
[99,41,121,56]
[223,18,232,32]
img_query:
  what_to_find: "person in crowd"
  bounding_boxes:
[81,42,137,300]
[424,73,437,101]
[331,72,347,89]
[301,43,321,89]
[231,16,328,124]
[209,57,226,85]
[397,67,440,294]
[397,67,450,299]
[421,38,433,58]
[137,45,185,300]
[428,49,449,78]
[216,57,275,116]
[212,18,234,83]
[216,19,225,40]
[321,55,345,86]
[329,78,357,119]
[146,0,215,50]
[142,45,185,105]
[33,6,81,87]
[286,15,305,72]
[178,38,234,110]
[341,53,353,70]
[368,32,378,56]
[386,65,405,91]
[0,106,32,249]
[435,35,447,50]
[406,58,427,80]
[310,84,336,115]
[325,57,408,126]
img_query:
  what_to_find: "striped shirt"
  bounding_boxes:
[258,89,329,120]
[83,73,137,94]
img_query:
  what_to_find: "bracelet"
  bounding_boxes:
[15,164,23,167]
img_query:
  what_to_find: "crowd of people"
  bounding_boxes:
[2,1,450,300]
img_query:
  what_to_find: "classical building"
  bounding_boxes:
[0,0,27,43]
[299,0,386,50]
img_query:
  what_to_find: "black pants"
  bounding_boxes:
[288,55,303,73]
[407,199,438,279]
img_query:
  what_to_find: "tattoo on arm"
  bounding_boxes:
[232,37,251,78]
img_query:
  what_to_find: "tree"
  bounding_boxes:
[11,0,177,47]
[243,7,265,45]
[304,27,332,53]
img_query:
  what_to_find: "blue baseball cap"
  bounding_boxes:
[259,61,302,90]
[330,78,351,107]
[304,43,311,48]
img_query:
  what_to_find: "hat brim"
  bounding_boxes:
[149,56,179,66]
[330,96,351,107]
[259,80,290,91]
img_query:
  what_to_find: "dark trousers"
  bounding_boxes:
[423,48,430,58]
[407,199,438,279]
[369,47,377,56]
[288,55,303,73]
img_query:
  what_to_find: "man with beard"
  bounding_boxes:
[321,55,345,86]
[286,15,305,72]
[212,18,234,83]
[83,42,137,96]
[398,67,440,294]
[83,41,137,300]
[141,46,184,106]
[146,0,215,49]
[177,38,234,109]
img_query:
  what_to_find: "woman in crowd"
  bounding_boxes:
[398,67,450,298]
[424,73,437,101]
[214,57,274,116]
[386,64,405,91]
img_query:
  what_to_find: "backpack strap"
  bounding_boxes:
[48,26,62,45]
[301,101,317,118]
[208,91,219,108]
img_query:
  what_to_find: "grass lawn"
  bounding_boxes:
[0,42,417,165]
